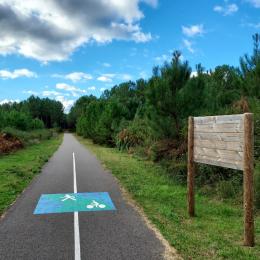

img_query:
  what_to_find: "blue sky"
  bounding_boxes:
[0,0,259,112]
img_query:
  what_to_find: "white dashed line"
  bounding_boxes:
[73,152,81,260]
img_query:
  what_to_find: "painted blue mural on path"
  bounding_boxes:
[34,192,116,214]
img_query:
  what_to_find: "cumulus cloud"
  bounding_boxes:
[190,71,198,78]
[64,72,92,82]
[182,24,204,37]
[55,95,74,113]
[41,90,74,112]
[56,83,86,97]
[0,68,37,79]
[0,0,156,62]
[214,3,238,16]
[52,71,93,82]
[97,74,116,82]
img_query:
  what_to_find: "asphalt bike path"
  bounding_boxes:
[0,133,166,260]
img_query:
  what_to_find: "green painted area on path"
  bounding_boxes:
[34,192,116,214]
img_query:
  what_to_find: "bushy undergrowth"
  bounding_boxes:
[1,127,55,146]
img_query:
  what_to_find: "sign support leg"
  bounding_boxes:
[188,116,195,217]
[243,113,254,247]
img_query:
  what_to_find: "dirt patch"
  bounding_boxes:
[0,132,23,154]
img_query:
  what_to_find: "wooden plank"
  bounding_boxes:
[194,114,244,125]
[194,132,243,142]
[243,113,254,246]
[194,155,243,170]
[194,147,243,161]
[194,139,243,152]
[187,117,195,217]
[194,152,243,165]
[194,122,244,133]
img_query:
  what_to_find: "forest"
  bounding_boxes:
[70,34,260,207]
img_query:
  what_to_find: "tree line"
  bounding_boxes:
[71,35,259,156]
[0,96,65,131]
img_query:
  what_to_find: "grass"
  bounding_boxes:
[78,137,260,260]
[0,134,63,216]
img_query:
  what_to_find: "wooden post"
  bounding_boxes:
[243,113,254,247]
[188,116,195,217]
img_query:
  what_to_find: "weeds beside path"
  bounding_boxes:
[78,137,260,260]
[0,134,63,216]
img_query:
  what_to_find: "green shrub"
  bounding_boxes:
[30,118,45,129]
[116,119,150,150]
[5,111,31,131]
[1,127,53,146]
[216,180,239,199]
[76,116,88,137]
[161,157,187,184]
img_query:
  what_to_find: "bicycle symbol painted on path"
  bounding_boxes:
[86,200,106,209]
[61,194,76,201]
[34,192,115,214]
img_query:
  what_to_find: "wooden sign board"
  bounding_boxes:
[194,114,244,170]
[187,113,254,247]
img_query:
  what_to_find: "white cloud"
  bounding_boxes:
[97,74,116,82]
[42,90,75,112]
[52,72,92,82]
[100,87,107,92]
[65,72,92,82]
[0,99,20,105]
[0,68,37,79]
[246,0,260,8]
[88,86,96,90]
[0,0,155,62]
[213,3,238,16]
[182,24,204,37]
[183,39,194,53]
[55,95,74,113]
[56,83,86,97]
[190,71,198,78]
